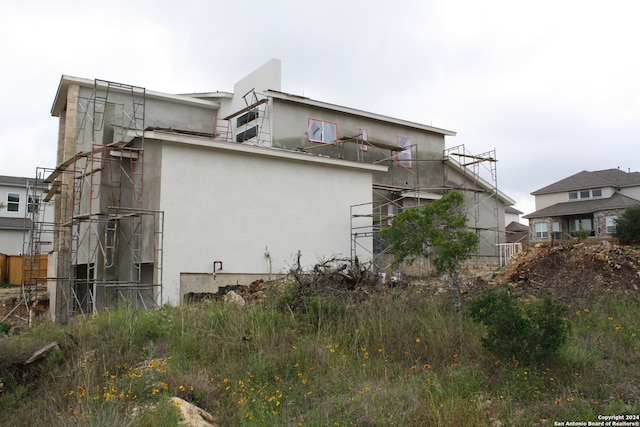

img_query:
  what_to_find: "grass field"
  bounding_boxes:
[1,281,638,426]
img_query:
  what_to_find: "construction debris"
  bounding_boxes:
[495,241,640,301]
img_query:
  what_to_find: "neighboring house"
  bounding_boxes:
[0,175,53,255]
[505,206,528,244]
[523,169,640,242]
[38,59,516,321]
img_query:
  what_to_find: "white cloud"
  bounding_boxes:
[1,0,639,212]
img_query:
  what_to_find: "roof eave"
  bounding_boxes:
[266,90,457,137]
[51,75,222,118]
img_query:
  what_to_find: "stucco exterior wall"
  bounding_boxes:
[270,100,445,191]
[156,139,376,305]
[0,230,25,255]
[534,192,572,210]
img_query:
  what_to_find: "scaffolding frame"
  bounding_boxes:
[350,141,504,279]
[20,79,164,323]
[443,144,501,264]
[346,136,423,280]
[215,89,272,146]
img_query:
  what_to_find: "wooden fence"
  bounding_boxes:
[0,253,48,285]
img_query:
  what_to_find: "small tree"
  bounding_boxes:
[380,191,479,310]
[613,205,640,244]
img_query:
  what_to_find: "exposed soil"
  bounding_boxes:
[493,241,640,303]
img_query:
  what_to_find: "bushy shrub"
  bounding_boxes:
[613,205,640,244]
[0,322,10,335]
[467,289,571,364]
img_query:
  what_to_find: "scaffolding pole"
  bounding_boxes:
[36,79,164,322]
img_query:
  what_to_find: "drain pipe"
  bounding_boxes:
[264,246,272,281]
[213,260,223,279]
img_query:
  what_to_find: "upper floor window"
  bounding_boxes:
[569,188,602,201]
[7,193,19,212]
[236,125,258,143]
[308,119,337,144]
[397,136,412,168]
[237,109,259,127]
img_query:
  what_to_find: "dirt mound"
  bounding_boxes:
[496,241,640,301]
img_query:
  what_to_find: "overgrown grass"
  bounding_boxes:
[1,284,638,426]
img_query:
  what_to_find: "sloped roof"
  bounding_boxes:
[532,169,640,195]
[523,192,640,219]
[266,90,457,137]
[505,206,523,215]
[506,221,528,232]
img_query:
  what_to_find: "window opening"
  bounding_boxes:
[7,193,19,212]
[237,109,259,127]
[397,136,412,168]
[535,222,548,238]
[308,118,337,144]
[236,125,258,143]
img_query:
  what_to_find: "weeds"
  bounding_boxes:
[0,284,638,426]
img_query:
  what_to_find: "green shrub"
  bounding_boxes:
[467,289,571,364]
[0,321,10,335]
[613,205,640,244]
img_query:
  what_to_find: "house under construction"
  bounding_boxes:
[22,59,516,322]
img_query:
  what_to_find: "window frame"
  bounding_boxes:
[535,222,548,239]
[236,109,259,128]
[7,193,19,212]
[308,118,338,144]
[236,125,258,143]
[605,215,618,234]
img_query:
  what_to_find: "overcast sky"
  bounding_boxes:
[1,0,639,218]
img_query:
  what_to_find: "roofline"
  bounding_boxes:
[444,157,516,206]
[0,175,34,187]
[140,130,389,173]
[523,194,640,219]
[265,90,457,137]
[51,75,222,117]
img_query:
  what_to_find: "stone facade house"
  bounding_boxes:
[523,169,640,242]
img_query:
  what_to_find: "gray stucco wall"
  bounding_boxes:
[270,99,446,191]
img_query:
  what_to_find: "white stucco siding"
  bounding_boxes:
[158,141,376,304]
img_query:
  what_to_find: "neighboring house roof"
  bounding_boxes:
[505,206,523,215]
[506,221,528,232]
[266,90,457,137]
[532,169,640,195]
[523,192,640,219]
[0,217,32,230]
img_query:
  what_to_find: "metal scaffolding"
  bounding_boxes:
[350,142,503,280]
[22,79,164,323]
